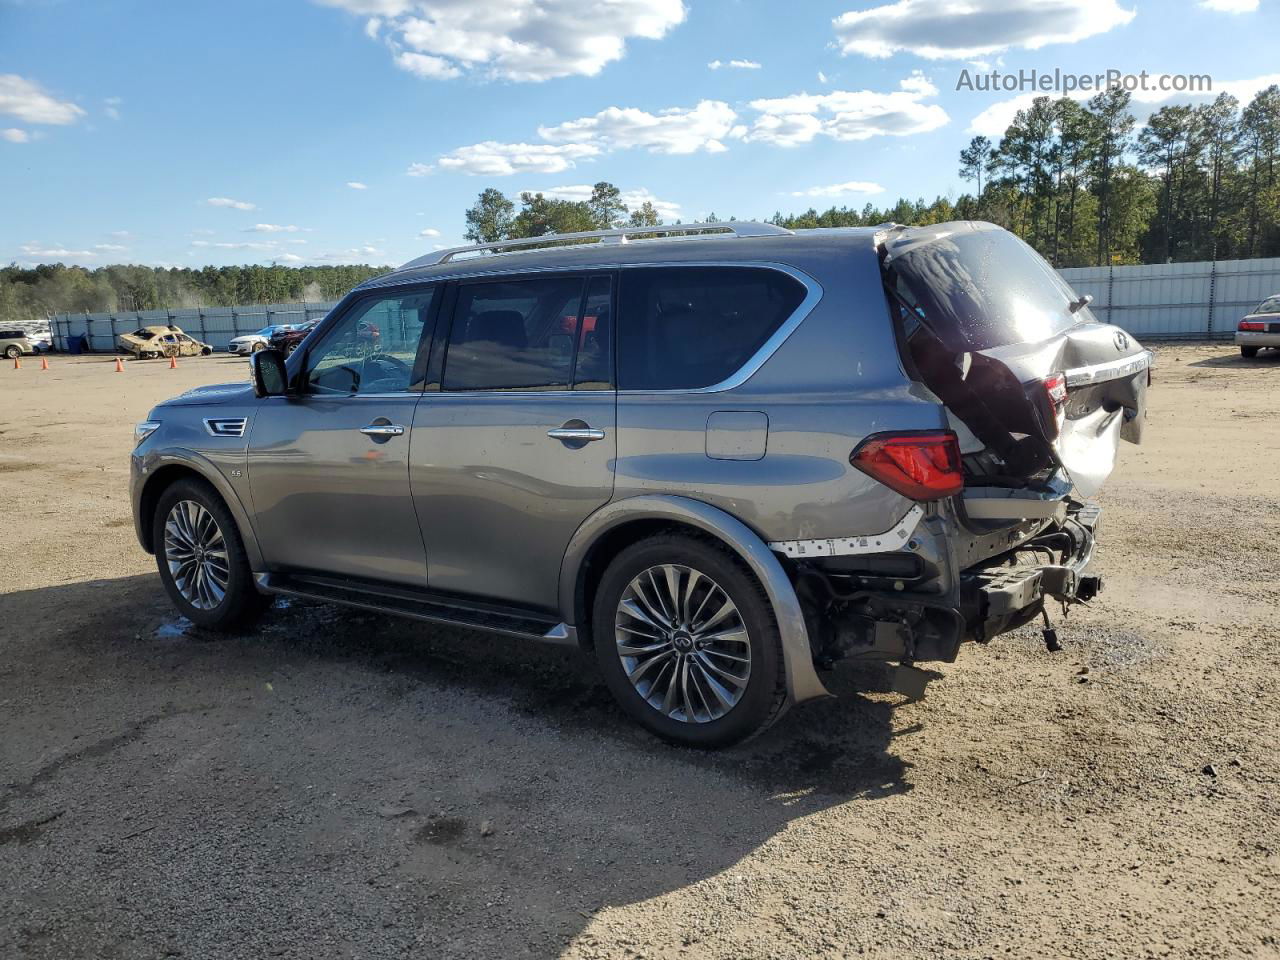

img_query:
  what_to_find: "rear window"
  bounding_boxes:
[884,226,1081,351]
[617,266,805,390]
[1254,296,1280,315]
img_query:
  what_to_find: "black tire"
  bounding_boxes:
[4,345,20,359]
[151,477,268,631]
[592,533,786,749]
[1241,346,1259,358]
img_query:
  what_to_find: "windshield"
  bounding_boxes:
[1254,296,1280,315]
[884,225,1082,351]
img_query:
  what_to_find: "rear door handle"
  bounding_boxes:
[547,427,605,442]
[359,423,405,438]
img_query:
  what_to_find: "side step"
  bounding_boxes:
[254,572,576,645]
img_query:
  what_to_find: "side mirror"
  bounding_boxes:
[250,348,289,398]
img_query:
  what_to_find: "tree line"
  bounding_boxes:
[0,263,386,326]
[5,83,1279,326]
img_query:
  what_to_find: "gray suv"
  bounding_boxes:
[131,221,1152,747]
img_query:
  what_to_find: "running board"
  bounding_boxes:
[254,572,577,646]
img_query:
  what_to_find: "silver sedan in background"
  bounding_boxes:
[1236,294,1280,358]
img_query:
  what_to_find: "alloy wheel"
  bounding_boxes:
[613,564,752,724]
[163,500,230,610]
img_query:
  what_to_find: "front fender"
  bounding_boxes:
[131,446,264,570]
[560,494,832,706]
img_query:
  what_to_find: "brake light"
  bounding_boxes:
[1240,320,1265,332]
[1042,372,1068,431]
[851,431,963,500]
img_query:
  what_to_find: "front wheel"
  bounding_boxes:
[152,477,268,631]
[1241,346,1260,358]
[592,534,786,748]
[4,345,20,359]
[251,341,265,353]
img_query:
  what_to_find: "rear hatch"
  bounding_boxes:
[879,221,1150,508]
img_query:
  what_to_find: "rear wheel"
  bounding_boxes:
[1241,346,1259,358]
[592,534,786,748]
[152,477,268,631]
[4,345,20,359]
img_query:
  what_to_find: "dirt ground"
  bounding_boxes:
[1,346,1277,960]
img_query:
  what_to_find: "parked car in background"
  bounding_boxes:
[228,325,294,356]
[270,317,374,356]
[1236,294,1280,357]
[131,220,1151,748]
[117,325,213,359]
[1,329,38,359]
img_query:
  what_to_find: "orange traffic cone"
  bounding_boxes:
[12,356,19,369]
[115,356,124,373]
[168,355,178,369]
[40,355,49,371]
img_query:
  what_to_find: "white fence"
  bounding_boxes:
[1059,257,1280,340]
[48,301,339,352]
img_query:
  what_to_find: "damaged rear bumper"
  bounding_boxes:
[960,502,1102,641]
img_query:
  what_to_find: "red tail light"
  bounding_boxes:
[1240,320,1265,332]
[851,431,963,500]
[1042,372,1068,431]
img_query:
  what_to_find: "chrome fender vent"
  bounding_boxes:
[203,417,247,438]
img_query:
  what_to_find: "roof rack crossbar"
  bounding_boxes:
[400,221,794,270]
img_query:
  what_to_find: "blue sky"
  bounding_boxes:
[2,0,1277,269]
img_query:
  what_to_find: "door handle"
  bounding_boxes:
[547,427,605,442]
[359,423,405,437]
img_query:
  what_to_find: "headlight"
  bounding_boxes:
[134,421,161,446]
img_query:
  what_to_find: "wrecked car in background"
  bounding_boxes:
[117,325,214,360]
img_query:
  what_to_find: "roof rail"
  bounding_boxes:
[399,221,794,270]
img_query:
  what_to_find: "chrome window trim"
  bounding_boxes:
[1063,349,1154,389]
[366,261,822,397]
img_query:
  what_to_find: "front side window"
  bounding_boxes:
[305,289,436,395]
[616,266,806,390]
[443,276,593,391]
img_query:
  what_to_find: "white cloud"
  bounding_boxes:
[206,197,256,211]
[273,253,307,263]
[347,181,369,189]
[94,243,129,252]
[748,73,949,145]
[192,240,279,251]
[538,100,739,155]
[0,74,85,125]
[521,184,682,220]
[787,181,885,198]
[418,227,441,237]
[104,96,122,120]
[708,59,761,70]
[246,223,304,233]
[2,127,29,143]
[314,244,388,262]
[1200,0,1257,9]
[817,71,829,84]
[313,0,686,82]
[968,72,1280,137]
[406,162,433,176]
[20,243,96,259]
[438,140,601,175]
[833,0,1135,60]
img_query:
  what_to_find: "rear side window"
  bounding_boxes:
[443,276,589,391]
[617,267,805,390]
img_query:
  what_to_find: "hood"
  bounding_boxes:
[157,382,254,407]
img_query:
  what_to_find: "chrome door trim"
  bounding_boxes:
[547,427,605,442]
[359,424,406,437]
[362,261,823,396]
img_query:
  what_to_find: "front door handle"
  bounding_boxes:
[547,426,605,442]
[359,423,405,438]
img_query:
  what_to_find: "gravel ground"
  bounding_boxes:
[1,347,1278,960]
